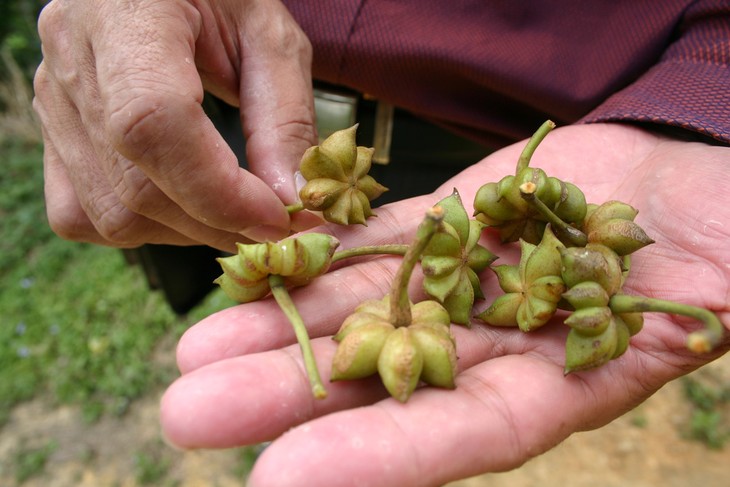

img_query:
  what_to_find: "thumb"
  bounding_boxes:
[238,2,317,205]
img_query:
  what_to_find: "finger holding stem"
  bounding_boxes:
[286,202,305,214]
[269,274,328,399]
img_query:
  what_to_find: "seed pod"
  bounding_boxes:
[517,293,560,332]
[617,311,644,336]
[564,306,612,336]
[331,321,395,380]
[562,281,610,309]
[587,219,654,256]
[564,317,618,374]
[473,172,587,245]
[583,200,638,228]
[333,305,390,342]
[299,126,388,225]
[409,324,457,389]
[528,275,567,303]
[553,181,588,225]
[411,299,453,328]
[611,315,632,359]
[422,190,496,325]
[492,265,522,293]
[476,293,523,327]
[378,327,424,402]
[521,226,564,284]
[215,233,339,303]
[287,233,342,285]
[214,272,272,304]
[582,201,654,256]
[477,226,565,329]
[473,181,522,225]
[500,167,551,215]
[297,178,349,211]
[216,251,267,286]
[559,244,623,296]
[440,273,477,326]
[331,293,454,401]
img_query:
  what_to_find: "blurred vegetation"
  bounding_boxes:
[1,0,46,144]
[0,140,233,426]
[682,375,730,449]
[0,0,46,80]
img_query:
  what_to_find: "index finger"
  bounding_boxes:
[94,1,290,235]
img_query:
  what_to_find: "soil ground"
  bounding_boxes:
[2,346,729,487]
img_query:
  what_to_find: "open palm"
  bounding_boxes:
[160,123,730,487]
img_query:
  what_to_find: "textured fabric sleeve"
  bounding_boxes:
[581,0,730,144]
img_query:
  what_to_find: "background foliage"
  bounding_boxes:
[0,0,46,82]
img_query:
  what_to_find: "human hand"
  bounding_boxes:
[160,123,730,486]
[33,0,317,251]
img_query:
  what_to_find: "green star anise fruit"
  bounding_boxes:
[563,311,642,373]
[421,189,496,326]
[215,233,339,303]
[298,125,388,225]
[559,243,625,296]
[477,225,566,331]
[559,251,644,373]
[473,167,586,244]
[331,297,457,402]
[581,200,654,256]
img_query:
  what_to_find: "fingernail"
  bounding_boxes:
[240,225,290,243]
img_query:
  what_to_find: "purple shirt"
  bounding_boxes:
[283,0,730,146]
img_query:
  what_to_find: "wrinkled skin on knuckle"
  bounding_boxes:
[107,89,178,162]
[94,202,147,246]
[46,199,95,243]
[113,168,171,219]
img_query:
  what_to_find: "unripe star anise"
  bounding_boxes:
[472,121,587,245]
[330,208,459,402]
[473,168,586,244]
[331,297,457,402]
[581,200,654,256]
[559,244,644,373]
[215,233,340,303]
[298,125,388,225]
[477,225,566,331]
[421,189,496,326]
